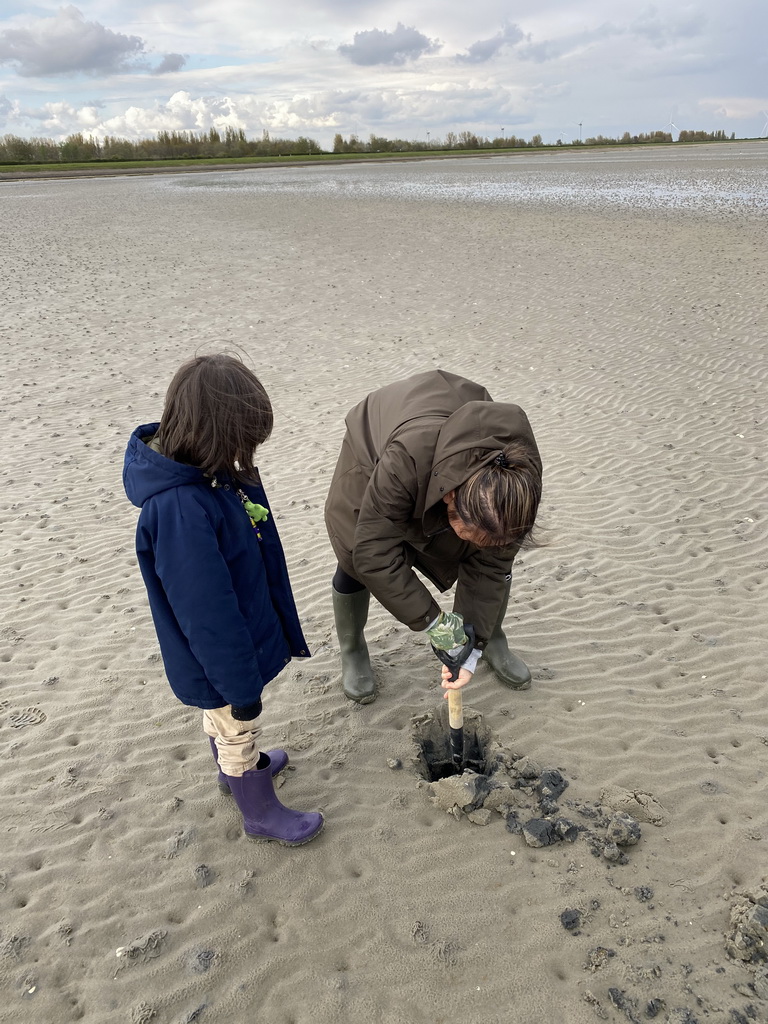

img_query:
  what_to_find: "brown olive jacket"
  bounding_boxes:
[324,369,541,644]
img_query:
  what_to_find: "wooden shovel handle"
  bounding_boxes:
[447,688,464,730]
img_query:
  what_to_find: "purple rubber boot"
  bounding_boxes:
[209,737,288,794]
[225,757,324,846]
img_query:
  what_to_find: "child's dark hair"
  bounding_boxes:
[449,439,542,548]
[157,354,273,483]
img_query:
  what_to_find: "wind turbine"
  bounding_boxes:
[665,109,679,140]
[762,111,768,137]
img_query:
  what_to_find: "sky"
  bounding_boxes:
[1,1,767,148]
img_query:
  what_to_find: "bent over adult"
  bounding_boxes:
[324,369,542,704]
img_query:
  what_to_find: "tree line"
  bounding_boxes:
[0,126,738,165]
[576,129,733,146]
[336,128,734,152]
[332,131,544,152]
[0,128,323,164]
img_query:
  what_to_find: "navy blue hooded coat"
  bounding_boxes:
[123,424,309,709]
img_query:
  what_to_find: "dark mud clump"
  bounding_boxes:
[411,704,650,874]
[726,885,768,964]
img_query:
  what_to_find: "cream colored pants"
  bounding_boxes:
[202,705,262,777]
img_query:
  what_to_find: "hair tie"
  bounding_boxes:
[494,453,508,468]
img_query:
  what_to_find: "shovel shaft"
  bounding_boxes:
[447,689,464,768]
[447,689,464,731]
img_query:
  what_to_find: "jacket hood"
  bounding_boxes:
[123,423,208,508]
[422,401,540,526]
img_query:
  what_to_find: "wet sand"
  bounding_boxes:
[1,148,767,1023]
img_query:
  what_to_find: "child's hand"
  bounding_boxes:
[440,664,473,697]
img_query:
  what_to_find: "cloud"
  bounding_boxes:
[0,5,144,77]
[631,8,707,47]
[513,9,706,66]
[0,92,15,126]
[338,23,440,66]
[457,23,526,64]
[698,96,768,119]
[155,53,187,75]
[97,91,253,137]
[21,98,103,132]
[9,90,271,140]
[6,80,533,144]
[517,22,623,63]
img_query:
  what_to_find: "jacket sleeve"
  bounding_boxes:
[146,489,266,706]
[453,543,520,644]
[351,444,441,631]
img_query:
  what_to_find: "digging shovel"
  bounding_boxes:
[432,625,475,773]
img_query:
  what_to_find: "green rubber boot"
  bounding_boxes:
[332,587,377,704]
[482,582,532,690]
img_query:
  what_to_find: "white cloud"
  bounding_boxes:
[10,80,537,143]
[630,8,707,47]
[0,91,16,120]
[0,6,144,77]
[22,98,104,132]
[101,91,245,135]
[698,96,768,120]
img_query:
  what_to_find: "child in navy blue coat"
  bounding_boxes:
[123,354,323,846]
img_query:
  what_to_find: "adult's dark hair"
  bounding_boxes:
[451,439,542,547]
[156,354,273,483]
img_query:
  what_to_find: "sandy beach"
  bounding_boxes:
[1,144,767,1024]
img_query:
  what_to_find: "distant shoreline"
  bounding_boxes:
[2,150,469,182]
[1,139,764,182]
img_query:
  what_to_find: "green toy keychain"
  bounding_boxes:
[237,490,269,538]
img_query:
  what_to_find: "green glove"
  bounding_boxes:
[426,611,468,652]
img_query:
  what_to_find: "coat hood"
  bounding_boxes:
[423,400,539,520]
[123,423,207,508]
[334,368,541,538]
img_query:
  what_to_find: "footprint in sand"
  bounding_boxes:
[8,707,47,729]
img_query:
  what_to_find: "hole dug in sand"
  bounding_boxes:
[412,702,493,782]
[412,704,526,827]
[415,704,565,831]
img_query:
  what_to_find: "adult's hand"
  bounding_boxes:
[440,663,473,696]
